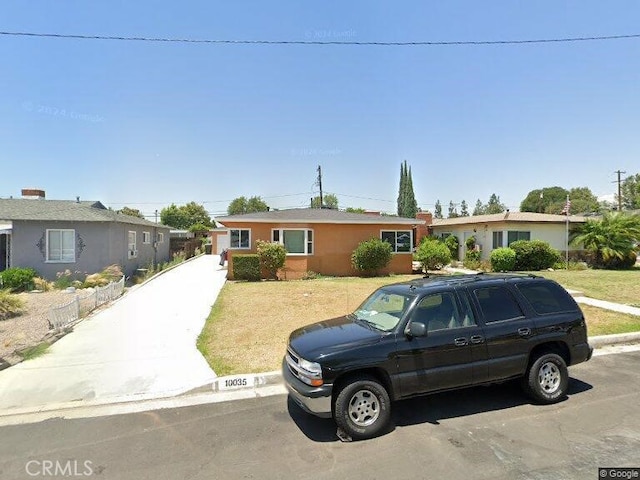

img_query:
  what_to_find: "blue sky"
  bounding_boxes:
[2,1,639,220]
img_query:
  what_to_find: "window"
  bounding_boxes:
[230,229,250,249]
[381,230,412,253]
[157,232,164,243]
[411,292,465,332]
[473,286,524,322]
[516,282,579,315]
[492,231,503,249]
[128,231,137,259]
[47,229,75,262]
[272,229,313,255]
[142,231,151,244]
[507,231,530,245]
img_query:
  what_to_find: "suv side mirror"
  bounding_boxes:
[407,321,427,337]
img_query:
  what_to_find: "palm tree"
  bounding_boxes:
[570,212,640,268]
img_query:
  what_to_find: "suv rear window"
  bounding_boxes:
[516,281,579,315]
[473,286,524,322]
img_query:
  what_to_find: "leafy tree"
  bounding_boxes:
[568,187,599,214]
[311,193,338,209]
[414,238,451,272]
[460,200,469,217]
[161,202,212,230]
[346,207,366,213]
[227,196,269,215]
[351,238,393,276]
[485,194,506,214]
[434,200,443,219]
[444,234,459,259]
[397,160,418,218]
[117,206,145,219]
[570,212,640,269]
[621,173,640,210]
[520,186,567,213]
[447,201,459,218]
[473,199,484,216]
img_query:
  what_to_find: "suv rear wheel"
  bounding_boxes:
[334,376,390,440]
[523,353,569,404]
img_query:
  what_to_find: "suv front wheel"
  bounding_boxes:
[334,376,391,440]
[523,353,569,404]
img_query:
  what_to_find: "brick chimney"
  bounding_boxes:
[415,212,433,245]
[21,188,46,199]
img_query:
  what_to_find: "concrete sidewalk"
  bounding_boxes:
[0,255,226,413]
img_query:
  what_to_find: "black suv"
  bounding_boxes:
[283,273,593,440]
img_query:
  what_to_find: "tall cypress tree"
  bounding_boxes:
[397,160,417,218]
[397,162,407,216]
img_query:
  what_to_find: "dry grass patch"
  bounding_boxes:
[534,268,640,306]
[581,304,640,336]
[198,275,420,375]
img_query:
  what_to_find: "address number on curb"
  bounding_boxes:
[217,375,253,391]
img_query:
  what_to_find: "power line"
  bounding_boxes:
[1,30,640,46]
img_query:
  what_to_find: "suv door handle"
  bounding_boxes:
[454,338,468,346]
[518,327,531,337]
[469,335,484,344]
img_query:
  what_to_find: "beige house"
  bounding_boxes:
[431,212,588,261]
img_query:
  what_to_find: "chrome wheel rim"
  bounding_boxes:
[348,389,380,427]
[538,361,561,394]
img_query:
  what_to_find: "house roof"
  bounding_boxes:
[431,211,588,227]
[0,198,169,228]
[217,208,425,225]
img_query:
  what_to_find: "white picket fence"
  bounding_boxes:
[48,276,125,330]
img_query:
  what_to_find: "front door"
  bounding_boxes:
[0,234,10,271]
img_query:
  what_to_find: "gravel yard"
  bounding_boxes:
[0,290,74,362]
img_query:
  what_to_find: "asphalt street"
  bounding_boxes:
[1,350,638,480]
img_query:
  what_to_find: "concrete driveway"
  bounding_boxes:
[0,255,226,414]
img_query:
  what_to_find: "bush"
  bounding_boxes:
[0,289,25,320]
[595,250,638,270]
[232,254,261,281]
[54,269,86,290]
[415,239,451,272]
[0,267,38,292]
[510,240,561,271]
[256,240,286,280]
[33,277,53,291]
[444,235,459,260]
[490,247,516,272]
[351,238,393,276]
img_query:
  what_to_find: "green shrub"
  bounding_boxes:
[465,236,477,250]
[0,289,25,320]
[444,235,459,260]
[351,238,393,276]
[490,247,516,272]
[414,238,451,272]
[232,254,261,281]
[0,267,38,292]
[510,240,561,271]
[596,250,638,270]
[256,240,286,279]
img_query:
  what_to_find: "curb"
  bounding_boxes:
[589,332,640,348]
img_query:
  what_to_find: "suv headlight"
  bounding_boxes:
[286,349,324,387]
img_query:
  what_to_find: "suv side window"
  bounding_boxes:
[412,292,464,332]
[473,286,524,323]
[516,281,579,315]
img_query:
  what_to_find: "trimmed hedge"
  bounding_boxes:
[351,238,393,276]
[415,238,451,271]
[232,254,261,281]
[490,247,516,272]
[510,240,560,271]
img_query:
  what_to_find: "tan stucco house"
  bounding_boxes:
[431,212,588,261]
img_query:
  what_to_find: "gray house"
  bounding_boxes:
[0,191,171,280]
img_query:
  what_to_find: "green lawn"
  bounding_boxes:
[532,267,640,306]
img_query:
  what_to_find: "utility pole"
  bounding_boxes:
[155,209,158,223]
[317,165,323,208]
[613,170,626,211]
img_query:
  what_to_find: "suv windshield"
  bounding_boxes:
[353,289,414,331]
